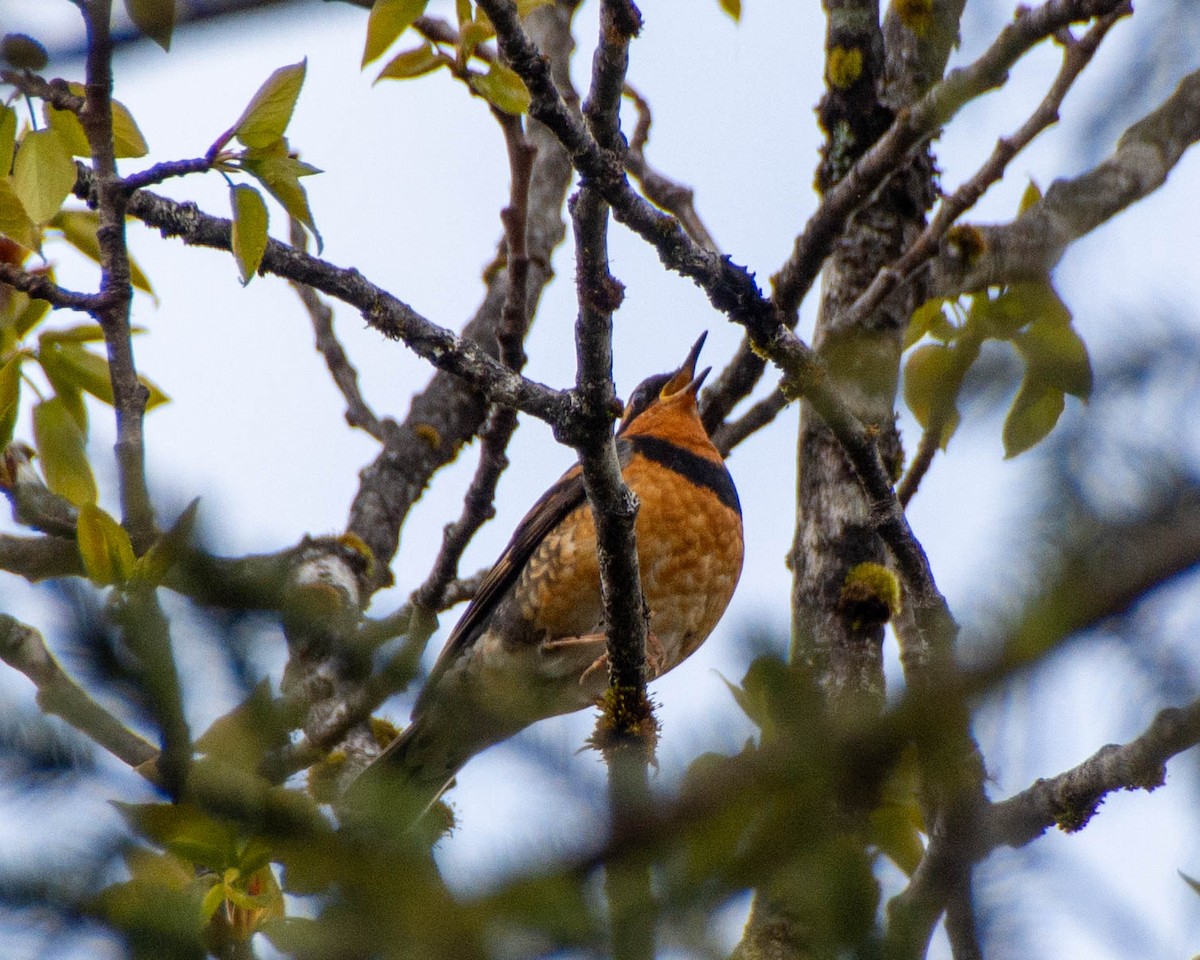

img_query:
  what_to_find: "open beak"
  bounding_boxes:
[663,332,709,396]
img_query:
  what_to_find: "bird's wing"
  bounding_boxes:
[415,463,585,705]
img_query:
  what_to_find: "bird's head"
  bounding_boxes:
[617,332,711,438]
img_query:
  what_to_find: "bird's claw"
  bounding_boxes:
[577,632,666,686]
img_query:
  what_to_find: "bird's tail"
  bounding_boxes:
[343,713,472,829]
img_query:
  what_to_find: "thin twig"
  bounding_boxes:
[622,85,719,253]
[771,0,1132,318]
[288,220,389,442]
[711,388,789,458]
[0,614,160,773]
[0,262,100,313]
[410,111,537,613]
[841,7,1129,332]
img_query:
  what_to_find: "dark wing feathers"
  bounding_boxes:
[415,441,639,712]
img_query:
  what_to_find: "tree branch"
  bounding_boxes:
[287,221,389,442]
[843,7,1128,333]
[928,65,1200,296]
[0,262,100,313]
[0,613,160,773]
[772,0,1131,319]
[410,111,537,614]
[79,0,156,545]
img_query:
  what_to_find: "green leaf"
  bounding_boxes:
[115,802,241,872]
[362,0,429,67]
[904,297,951,350]
[12,129,76,225]
[456,0,472,24]
[1002,377,1064,458]
[43,107,91,158]
[77,502,137,586]
[0,352,24,448]
[972,281,1070,340]
[239,151,322,251]
[0,179,37,250]
[45,89,148,159]
[903,343,958,433]
[134,498,199,587]
[111,101,151,159]
[51,209,155,295]
[38,324,108,345]
[32,396,97,505]
[1,34,49,71]
[719,0,742,21]
[376,43,445,82]
[1018,178,1042,214]
[13,293,51,339]
[231,61,307,150]
[124,0,175,51]
[0,104,16,176]
[1015,316,1092,400]
[230,185,269,285]
[38,339,114,404]
[468,62,531,115]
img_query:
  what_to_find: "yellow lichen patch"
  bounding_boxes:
[415,423,441,449]
[839,561,902,628]
[306,750,347,804]
[826,45,864,90]
[945,224,987,265]
[892,0,934,36]
[369,716,400,749]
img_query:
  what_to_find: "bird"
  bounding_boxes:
[359,333,743,811]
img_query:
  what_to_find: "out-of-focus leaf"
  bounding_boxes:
[0,352,24,448]
[115,801,241,872]
[458,21,492,65]
[134,498,198,587]
[1015,317,1092,400]
[39,339,114,404]
[36,323,107,344]
[194,677,289,770]
[1002,377,1064,458]
[1,33,49,71]
[720,0,742,21]
[36,345,88,431]
[0,104,16,176]
[240,150,321,250]
[77,502,137,586]
[468,61,530,115]
[31,396,96,505]
[52,209,155,295]
[867,748,925,876]
[232,61,307,149]
[904,297,952,350]
[362,0,429,67]
[12,129,76,224]
[124,0,175,50]
[456,0,472,24]
[376,43,444,82]
[0,180,37,250]
[13,292,51,339]
[902,343,958,433]
[230,184,269,285]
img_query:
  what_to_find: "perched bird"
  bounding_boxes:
[363,333,743,807]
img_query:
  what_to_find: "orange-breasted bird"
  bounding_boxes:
[364,333,743,806]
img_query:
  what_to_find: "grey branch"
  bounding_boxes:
[928,66,1200,296]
